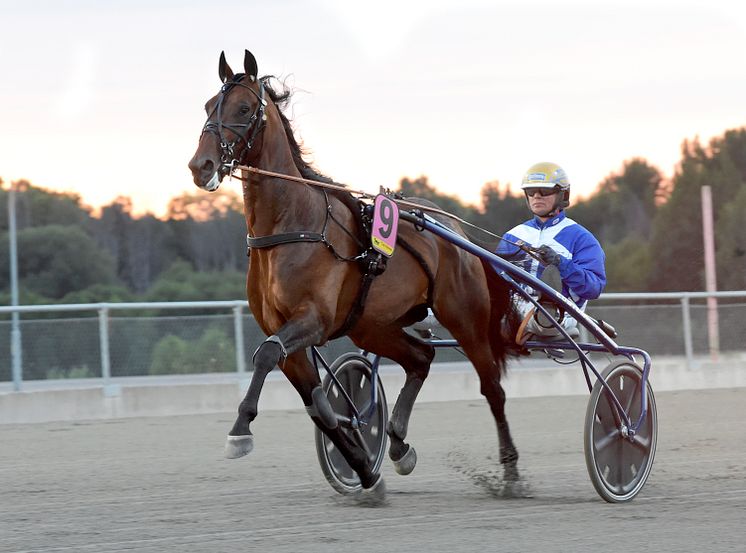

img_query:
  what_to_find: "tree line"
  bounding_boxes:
[1,126,745,306]
[0,187,249,306]
[402,127,746,293]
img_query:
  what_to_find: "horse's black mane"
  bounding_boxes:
[255,75,364,230]
[259,75,338,187]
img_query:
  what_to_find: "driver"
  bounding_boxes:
[496,162,606,344]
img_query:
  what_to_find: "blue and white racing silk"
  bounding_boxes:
[495,211,606,311]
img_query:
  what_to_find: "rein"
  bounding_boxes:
[229,165,537,341]
[232,164,544,262]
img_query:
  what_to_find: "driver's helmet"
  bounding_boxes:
[520,162,570,209]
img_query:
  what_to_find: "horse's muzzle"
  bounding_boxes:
[188,153,222,191]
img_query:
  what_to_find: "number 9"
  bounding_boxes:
[378,199,393,238]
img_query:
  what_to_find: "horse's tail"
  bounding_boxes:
[479,258,518,375]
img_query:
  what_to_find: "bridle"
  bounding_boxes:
[200,75,267,176]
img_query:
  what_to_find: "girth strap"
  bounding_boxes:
[247,231,324,249]
[328,252,385,341]
[397,236,435,308]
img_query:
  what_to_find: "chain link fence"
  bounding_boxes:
[1,294,745,385]
[587,301,745,356]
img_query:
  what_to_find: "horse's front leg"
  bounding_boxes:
[224,310,325,459]
[225,310,383,491]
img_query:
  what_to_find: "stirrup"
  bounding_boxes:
[515,304,567,346]
[515,308,535,346]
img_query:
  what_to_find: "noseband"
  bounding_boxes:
[201,75,267,174]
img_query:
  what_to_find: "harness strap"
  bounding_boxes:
[328,252,385,341]
[397,236,435,308]
[242,193,389,342]
[247,232,324,250]
[329,235,434,340]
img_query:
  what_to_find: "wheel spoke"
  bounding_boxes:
[593,434,617,474]
[630,433,651,452]
[612,439,625,490]
[334,413,352,426]
[325,438,353,480]
[326,389,344,412]
[622,378,639,416]
[352,428,373,458]
[354,373,371,409]
[594,427,619,452]
[327,371,348,413]
[595,394,617,434]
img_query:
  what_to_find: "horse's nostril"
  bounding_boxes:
[188,156,215,177]
[203,159,215,174]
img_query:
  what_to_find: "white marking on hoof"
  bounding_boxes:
[393,446,417,475]
[224,434,253,459]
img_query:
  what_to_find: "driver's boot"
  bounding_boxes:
[515,265,563,345]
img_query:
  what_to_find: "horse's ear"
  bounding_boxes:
[218,51,234,83]
[243,49,258,81]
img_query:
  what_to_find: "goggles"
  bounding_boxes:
[524,187,558,197]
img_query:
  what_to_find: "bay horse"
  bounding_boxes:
[188,50,519,497]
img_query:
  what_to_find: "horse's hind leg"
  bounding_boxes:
[431,266,520,481]
[446,331,519,481]
[353,326,434,475]
[481,372,519,481]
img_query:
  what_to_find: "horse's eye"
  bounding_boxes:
[240,105,251,115]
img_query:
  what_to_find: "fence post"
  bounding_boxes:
[98,306,118,396]
[8,181,22,391]
[10,315,22,391]
[233,305,246,375]
[681,296,694,369]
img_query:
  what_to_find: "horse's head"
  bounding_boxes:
[188,50,268,191]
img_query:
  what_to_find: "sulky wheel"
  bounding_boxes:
[584,359,657,503]
[315,353,388,494]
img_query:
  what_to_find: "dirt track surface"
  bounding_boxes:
[2,387,745,553]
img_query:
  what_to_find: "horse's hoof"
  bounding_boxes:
[392,446,417,475]
[503,462,520,482]
[357,474,386,507]
[224,434,254,458]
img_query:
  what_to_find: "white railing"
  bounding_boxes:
[0,301,246,393]
[589,290,746,365]
[1,291,745,392]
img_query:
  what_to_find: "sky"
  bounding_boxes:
[2,0,746,217]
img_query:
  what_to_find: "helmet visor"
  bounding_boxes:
[524,187,558,197]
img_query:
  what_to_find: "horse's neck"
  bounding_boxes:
[242,144,323,236]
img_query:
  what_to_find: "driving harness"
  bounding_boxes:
[246,191,435,340]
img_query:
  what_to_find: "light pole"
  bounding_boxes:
[8,180,22,391]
